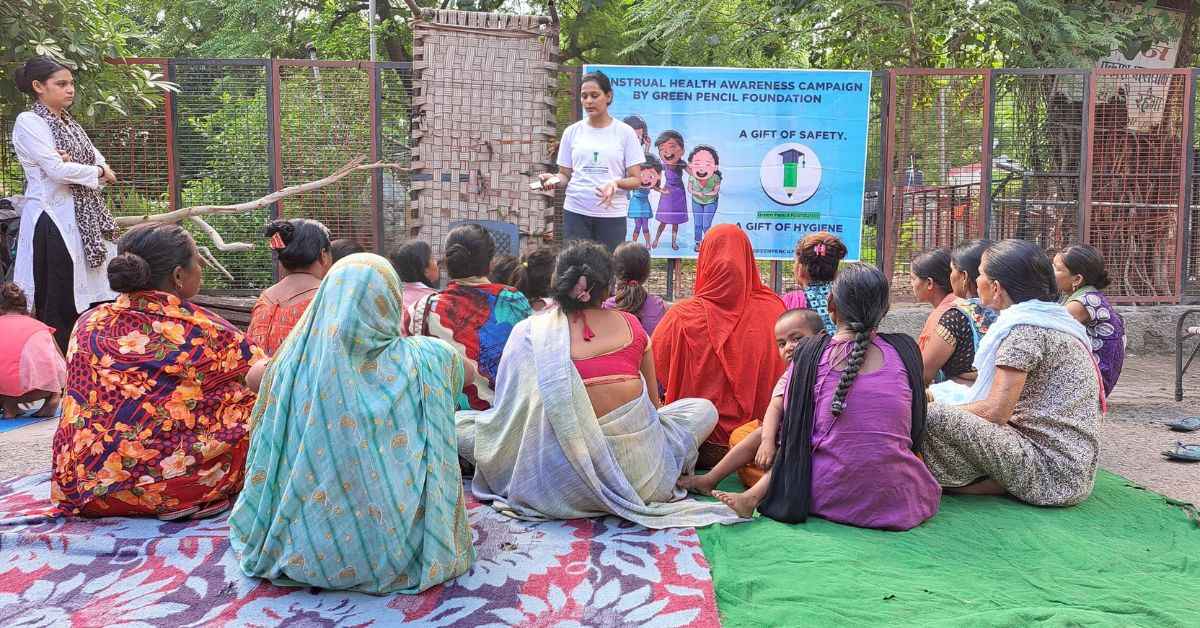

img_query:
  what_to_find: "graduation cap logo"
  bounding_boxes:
[760,143,821,206]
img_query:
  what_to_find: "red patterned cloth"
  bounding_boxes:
[51,291,264,516]
[0,473,720,627]
[410,278,532,410]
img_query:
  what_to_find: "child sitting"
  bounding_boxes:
[681,264,940,531]
[782,232,847,335]
[512,247,558,312]
[682,308,824,491]
[1053,245,1126,396]
[604,242,670,337]
[0,282,66,418]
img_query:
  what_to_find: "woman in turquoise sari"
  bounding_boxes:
[229,253,473,594]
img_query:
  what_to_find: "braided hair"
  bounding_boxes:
[827,263,890,416]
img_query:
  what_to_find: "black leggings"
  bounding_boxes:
[33,213,78,354]
[563,211,626,253]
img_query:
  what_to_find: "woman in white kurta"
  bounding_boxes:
[11,56,119,352]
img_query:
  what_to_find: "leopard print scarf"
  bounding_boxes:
[33,102,117,268]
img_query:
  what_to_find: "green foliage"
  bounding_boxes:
[1,0,176,120]
[603,0,1181,70]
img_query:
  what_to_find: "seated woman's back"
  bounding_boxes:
[806,336,939,530]
[229,253,473,594]
[408,224,532,410]
[570,308,649,418]
[760,262,940,531]
[52,223,261,518]
[458,241,739,529]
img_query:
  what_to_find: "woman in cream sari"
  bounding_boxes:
[458,243,741,529]
[229,253,473,594]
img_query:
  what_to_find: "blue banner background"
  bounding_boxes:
[582,64,871,261]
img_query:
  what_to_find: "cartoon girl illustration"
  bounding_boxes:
[652,130,688,251]
[623,115,651,153]
[687,145,721,251]
[628,153,665,244]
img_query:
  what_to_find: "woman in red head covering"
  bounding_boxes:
[652,224,786,468]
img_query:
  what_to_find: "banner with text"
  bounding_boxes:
[584,64,871,260]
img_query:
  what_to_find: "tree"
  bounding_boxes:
[124,0,513,63]
[1,0,175,119]
[605,0,1180,70]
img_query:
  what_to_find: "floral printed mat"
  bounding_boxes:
[0,473,719,627]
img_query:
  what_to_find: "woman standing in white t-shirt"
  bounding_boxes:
[540,71,644,253]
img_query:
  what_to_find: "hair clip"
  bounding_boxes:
[269,233,286,250]
[814,243,827,257]
[571,275,591,302]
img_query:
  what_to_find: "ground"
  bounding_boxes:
[1,353,1197,505]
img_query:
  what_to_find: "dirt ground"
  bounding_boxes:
[2,353,1198,505]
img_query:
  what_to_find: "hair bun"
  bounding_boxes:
[14,66,32,95]
[107,252,152,292]
[263,220,296,243]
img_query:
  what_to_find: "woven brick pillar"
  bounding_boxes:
[410,10,559,255]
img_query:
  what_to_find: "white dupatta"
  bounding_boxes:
[457,309,743,529]
[930,299,1091,405]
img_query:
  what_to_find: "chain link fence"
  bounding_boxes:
[3,62,1200,303]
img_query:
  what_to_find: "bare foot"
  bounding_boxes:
[33,392,61,418]
[677,473,716,496]
[652,237,661,249]
[713,490,759,518]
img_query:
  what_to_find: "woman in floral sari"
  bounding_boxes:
[409,224,533,410]
[51,223,263,519]
[230,253,473,594]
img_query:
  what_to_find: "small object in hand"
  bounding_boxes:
[1167,416,1200,432]
[530,175,561,191]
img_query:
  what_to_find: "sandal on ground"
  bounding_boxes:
[191,499,231,520]
[1161,442,1200,462]
[1167,417,1200,432]
[157,506,200,521]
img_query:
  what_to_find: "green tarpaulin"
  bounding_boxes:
[697,471,1200,626]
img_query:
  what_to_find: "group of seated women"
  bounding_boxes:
[28,216,1119,594]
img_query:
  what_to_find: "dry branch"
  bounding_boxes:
[196,246,235,282]
[115,156,412,227]
[189,217,253,252]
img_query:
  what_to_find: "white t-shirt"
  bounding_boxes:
[556,118,645,218]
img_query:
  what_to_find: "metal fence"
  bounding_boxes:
[4,61,1200,303]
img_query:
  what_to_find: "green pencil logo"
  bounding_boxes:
[779,148,805,198]
[761,143,821,206]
